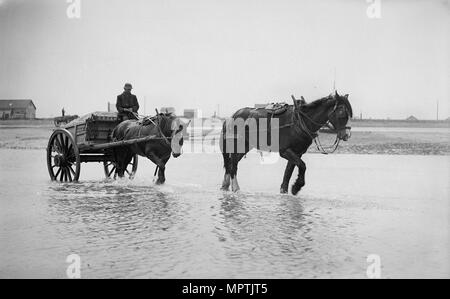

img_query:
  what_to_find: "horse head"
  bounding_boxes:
[158,113,190,158]
[327,91,353,141]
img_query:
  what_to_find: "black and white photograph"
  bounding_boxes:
[0,0,448,283]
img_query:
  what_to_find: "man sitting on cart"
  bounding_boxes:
[116,83,140,121]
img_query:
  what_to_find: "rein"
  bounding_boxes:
[153,115,173,148]
[293,105,343,155]
[136,113,173,148]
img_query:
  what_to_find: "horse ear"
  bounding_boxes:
[291,95,299,109]
[344,94,349,99]
[335,90,339,97]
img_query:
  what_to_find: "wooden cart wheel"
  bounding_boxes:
[47,129,81,182]
[104,155,138,180]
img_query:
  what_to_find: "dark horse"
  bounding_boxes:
[111,113,187,184]
[220,91,353,194]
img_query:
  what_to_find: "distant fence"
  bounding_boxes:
[0,118,54,127]
[352,119,450,128]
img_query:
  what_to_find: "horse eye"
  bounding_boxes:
[337,109,346,117]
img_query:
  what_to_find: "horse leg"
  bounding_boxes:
[280,149,306,195]
[230,153,245,192]
[146,151,167,184]
[156,156,170,185]
[292,159,306,195]
[122,152,134,177]
[114,147,127,178]
[221,153,231,191]
[280,161,295,194]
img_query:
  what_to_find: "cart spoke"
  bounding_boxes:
[62,134,68,148]
[67,168,73,182]
[61,137,67,155]
[54,138,62,153]
[59,168,65,182]
[69,165,76,176]
[58,135,65,152]
[65,136,71,152]
[63,136,69,155]
[108,166,116,177]
[55,167,62,179]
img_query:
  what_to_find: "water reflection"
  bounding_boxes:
[210,192,320,277]
[46,181,180,232]
[43,180,188,278]
[2,148,449,278]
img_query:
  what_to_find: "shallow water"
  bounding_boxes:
[0,149,448,278]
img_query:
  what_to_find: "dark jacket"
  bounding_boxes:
[116,92,139,113]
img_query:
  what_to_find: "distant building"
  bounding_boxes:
[406,115,419,121]
[107,102,117,113]
[0,99,36,119]
[160,107,176,114]
[183,109,202,119]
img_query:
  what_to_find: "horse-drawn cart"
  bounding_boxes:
[46,112,154,182]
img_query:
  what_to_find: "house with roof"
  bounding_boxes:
[0,99,36,119]
[406,115,418,121]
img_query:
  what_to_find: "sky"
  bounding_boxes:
[0,0,448,119]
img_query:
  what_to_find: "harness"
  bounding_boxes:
[293,101,351,154]
[129,112,173,148]
[238,102,350,155]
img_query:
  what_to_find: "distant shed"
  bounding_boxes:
[0,99,36,119]
[406,115,419,121]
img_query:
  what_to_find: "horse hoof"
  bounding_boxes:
[280,188,288,194]
[231,177,240,192]
[291,184,301,196]
[221,186,229,191]
[155,180,165,185]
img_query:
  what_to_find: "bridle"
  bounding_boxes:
[293,100,351,155]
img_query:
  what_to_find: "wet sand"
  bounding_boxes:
[1,125,449,155]
[0,124,449,278]
[0,149,449,278]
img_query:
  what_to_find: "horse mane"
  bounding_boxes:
[299,96,330,111]
[340,96,353,118]
[300,94,353,118]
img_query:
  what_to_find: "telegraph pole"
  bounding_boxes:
[436,99,439,121]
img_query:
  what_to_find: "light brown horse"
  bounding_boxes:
[111,113,188,184]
